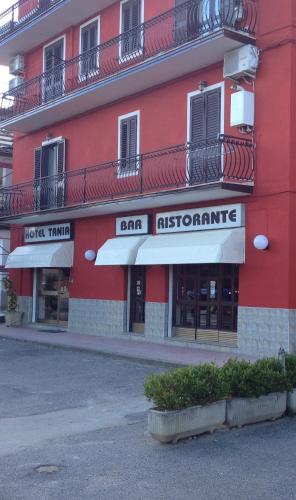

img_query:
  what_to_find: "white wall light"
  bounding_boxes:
[84,249,96,262]
[253,235,269,251]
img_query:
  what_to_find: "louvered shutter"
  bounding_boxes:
[129,116,137,158]
[131,0,140,52]
[122,0,141,56]
[56,139,66,207]
[190,95,205,183]
[33,147,42,211]
[175,0,189,44]
[120,116,138,173]
[205,88,221,180]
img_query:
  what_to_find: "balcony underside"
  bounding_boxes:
[0,0,117,65]
[0,182,253,225]
[2,30,254,133]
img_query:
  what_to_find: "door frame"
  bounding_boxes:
[34,267,70,326]
[186,82,225,184]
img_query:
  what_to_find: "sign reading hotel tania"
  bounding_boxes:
[116,215,150,236]
[156,204,245,234]
[24,223,73,243]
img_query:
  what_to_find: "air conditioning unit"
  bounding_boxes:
[8,76,24,95]
[9,55,24,76]
[224,45,259,80]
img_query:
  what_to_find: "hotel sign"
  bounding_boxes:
[24,223,73,243]
[156,204,245,234]
[116,215,150,236]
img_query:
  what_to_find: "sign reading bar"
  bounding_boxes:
[116,215,150,236]
[156,204,245,234]
[24,223,73,243]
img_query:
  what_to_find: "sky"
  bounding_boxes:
[0,0,17,94]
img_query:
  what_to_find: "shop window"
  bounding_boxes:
[118,112,140,176]
[173,264,239,335]
[34,138,66,211]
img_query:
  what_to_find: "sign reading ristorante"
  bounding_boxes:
[24,223,73,243]
[156,204,245,234]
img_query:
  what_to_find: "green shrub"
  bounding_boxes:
[222,358,291,399]
[144,364,229,411]
[286,354,296,388]
[2,276,18,312]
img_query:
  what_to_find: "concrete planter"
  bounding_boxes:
[5,311,22,327]
[287,389,296,414]
[148,400,226,443]
[226,392,287,428]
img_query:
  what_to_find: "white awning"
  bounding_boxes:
[5,241,74,269]
[95,236,148,266]
[135,228,245,265]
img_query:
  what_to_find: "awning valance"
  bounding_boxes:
[95,236,148,266]
[5,241,74,269]
[135,228,245,265]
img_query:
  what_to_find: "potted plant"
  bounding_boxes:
[222,358,290,428]
[3,276,22,327]
[286,354,296,413]
[145,364,228,443]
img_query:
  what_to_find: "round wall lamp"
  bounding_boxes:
[84,249,96,262]
[253,235,269,251]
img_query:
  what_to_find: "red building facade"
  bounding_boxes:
[0,0,295,356]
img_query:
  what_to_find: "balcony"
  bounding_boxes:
[0,135,255,224]
[0,0,257,133]
[0,0,117,64]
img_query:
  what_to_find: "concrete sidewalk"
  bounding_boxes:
[0,324,254,366]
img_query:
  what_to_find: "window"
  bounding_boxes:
[188,86,222,184]
[34,139,66,210]
[120,0,143,58]
[118,112,140,175]
[80,18,100,77]
[43,37,65,102]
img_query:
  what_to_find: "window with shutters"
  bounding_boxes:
[118,112,140,176]
[34,138,66,211]
[43,37,65,102]
[79,18,100,79]
[188,86,222,185]
[120,0,143,60]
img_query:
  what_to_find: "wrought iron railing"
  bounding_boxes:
[0,0,257,123]
[0,0,64,40]
[0,136,255,218]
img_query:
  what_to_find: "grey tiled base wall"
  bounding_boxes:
[68,299,127,336]
[145,302,168,339]
[238,307,296,357]
[19,296,33,325]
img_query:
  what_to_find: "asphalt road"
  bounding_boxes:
[0,338,295,500]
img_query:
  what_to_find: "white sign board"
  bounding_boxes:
[116,215,150,236]
[24,223,73,243]
[156,204,245,234]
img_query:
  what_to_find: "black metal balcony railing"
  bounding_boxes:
[0,136,255,218]
[0,0,64,40]
[0,0,257,123]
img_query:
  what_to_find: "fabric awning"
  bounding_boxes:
[135,228,245,265]
[5,241,74,269]
[95,236,148,266]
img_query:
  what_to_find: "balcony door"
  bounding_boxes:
[34,139,66,211]
[43,38,64,102]
[189,87,221,185]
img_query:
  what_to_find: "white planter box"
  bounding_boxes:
[287,389,296,414]
[226,392,287,428]
[148,400,226,444]
[5,311,22,327]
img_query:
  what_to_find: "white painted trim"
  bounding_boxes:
[42,135,64,146]
[118,110,140,178]
[119,0,144,60]
[32,268,37,323]
[79,16,101,78]
[167,264,173,338]
[186,82,225,182]
[127,265,131,332]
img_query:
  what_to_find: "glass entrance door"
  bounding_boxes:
[130,266,146,334]
[37,268,70,326]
